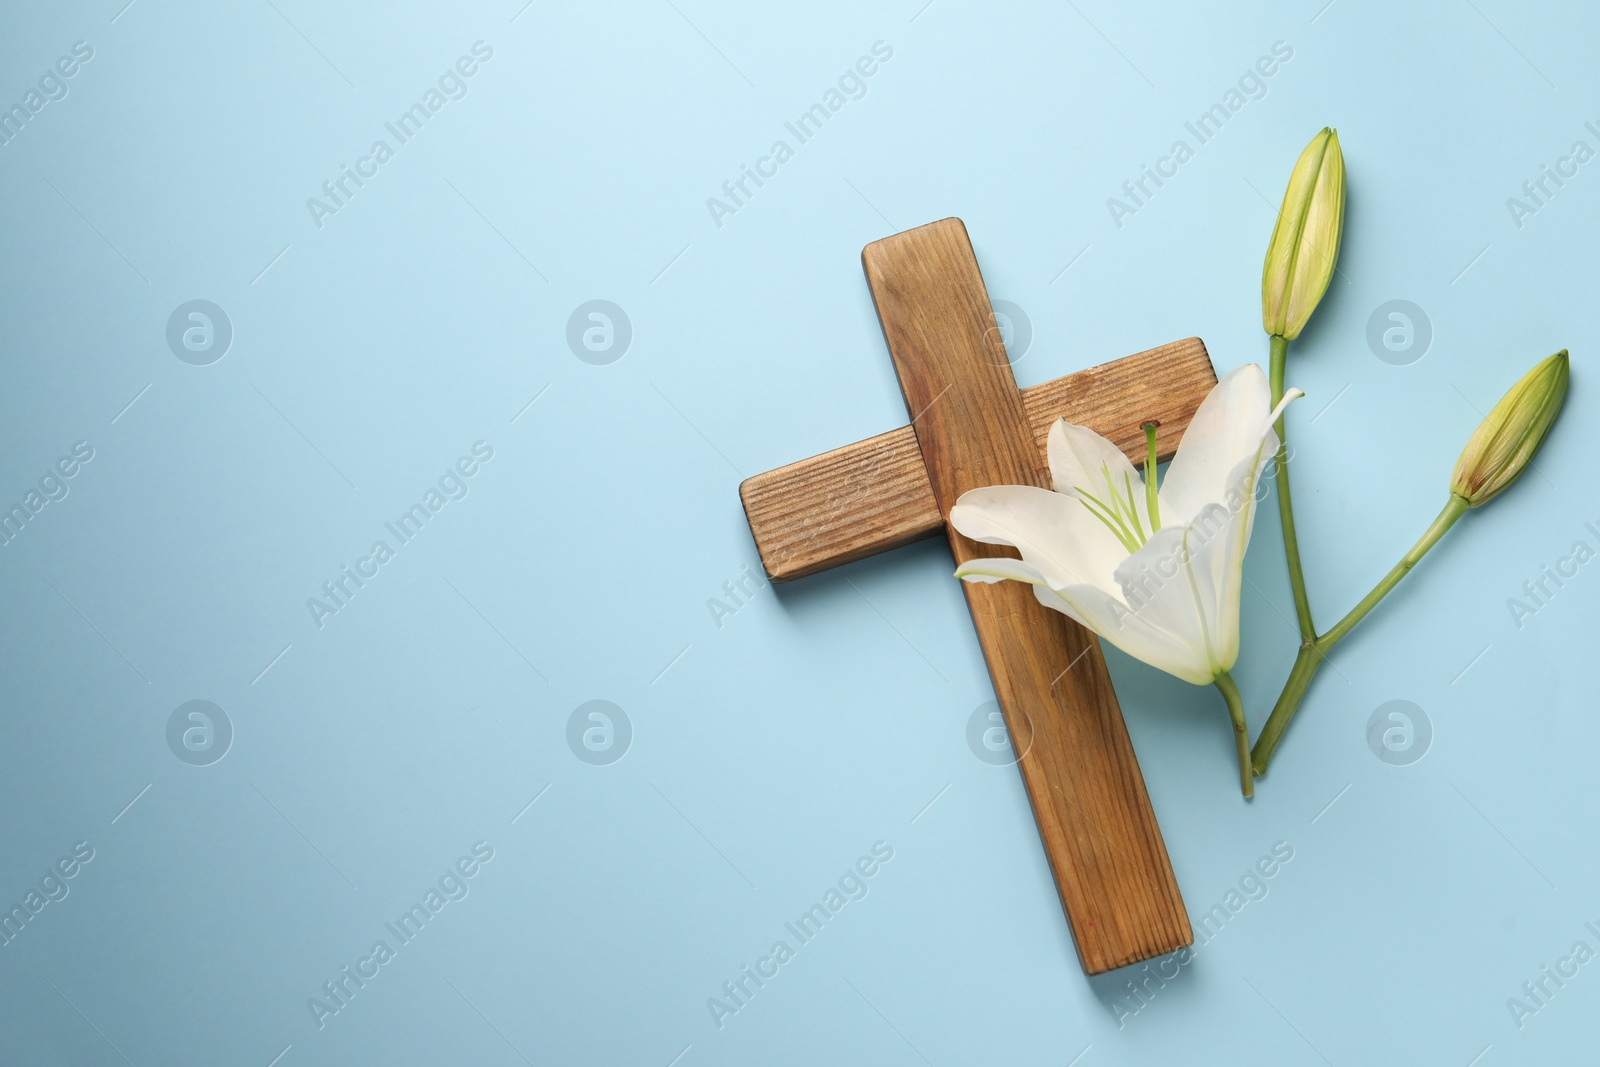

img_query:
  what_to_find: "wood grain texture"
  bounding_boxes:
[739,338,1217,582]
[862,217,1192,974]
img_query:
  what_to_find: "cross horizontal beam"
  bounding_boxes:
[740,337,1218,581]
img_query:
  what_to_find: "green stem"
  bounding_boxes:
[1213,671,1253,799]
[1249,644,1322,778]
[1269,334,1317,642]
[1250,495,1471,776]
[1318,495,1470,650]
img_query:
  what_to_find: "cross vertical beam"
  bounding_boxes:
[862,218,1191,973]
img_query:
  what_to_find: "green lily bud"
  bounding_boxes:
[1451,350,1570,507]
[1262,127,1345,340]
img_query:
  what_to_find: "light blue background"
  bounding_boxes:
[1,1,1595,1064]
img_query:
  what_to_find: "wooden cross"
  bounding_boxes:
[740,218,1215,974]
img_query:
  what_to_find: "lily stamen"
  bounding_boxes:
[1123,471,1146,542]
[1075,485,1141,553]
[1076,461,1156,550]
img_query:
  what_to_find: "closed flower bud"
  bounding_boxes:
[1262,128,1345,340]
[1451,350,1570,507]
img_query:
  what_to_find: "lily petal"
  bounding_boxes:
[1202,426,1287,669]
[955,524,1216,683]
[1034,581,1217,685]
[1111,524,1219,675]
[1047,418,1153,540]
[949,485,1128,593]
[953,556,1052,587]
[1153,410,1286,675]
[1157,363,1273,528]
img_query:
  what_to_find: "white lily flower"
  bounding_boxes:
[950,364,1301,686]
[950,363,1301,798]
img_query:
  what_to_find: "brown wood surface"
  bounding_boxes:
[862,217,1192,974]
[740,338,1217,581]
